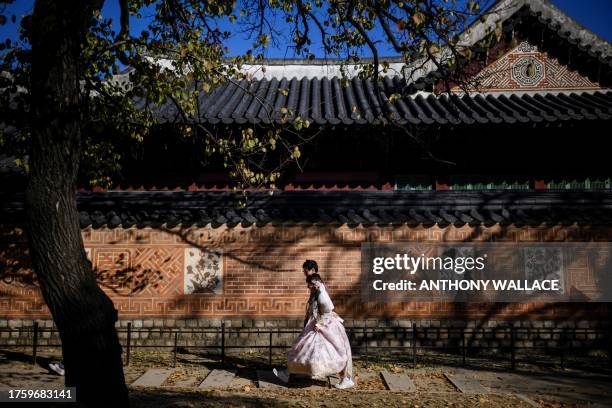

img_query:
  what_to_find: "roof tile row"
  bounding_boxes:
[3,190,611,228]
[148,77,612,125]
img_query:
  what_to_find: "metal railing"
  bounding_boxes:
[0,322,610,370]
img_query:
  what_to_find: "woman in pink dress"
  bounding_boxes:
[274,273,355,389]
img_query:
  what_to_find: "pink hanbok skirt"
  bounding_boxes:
[287,312,353,379]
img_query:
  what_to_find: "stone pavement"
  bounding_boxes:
[132,368,176,387]
[380,370,416,392]
[444,370,488,394]
[199,369,236,389]
[0,365,64,389]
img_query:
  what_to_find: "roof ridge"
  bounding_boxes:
[466,0,612,59]
[233,56,405,66]
[527,0,612,54]
[115,0,612,83]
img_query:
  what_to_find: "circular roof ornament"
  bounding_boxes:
[511,56,544,86]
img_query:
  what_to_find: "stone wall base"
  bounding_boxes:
[1,318,610,352]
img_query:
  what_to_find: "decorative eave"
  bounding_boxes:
[413,0,612,92]
[473,0,612,61]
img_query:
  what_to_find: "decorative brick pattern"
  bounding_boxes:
[1,225,612,320]
[457,41,600,92]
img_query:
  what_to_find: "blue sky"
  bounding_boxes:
[1,0,611,58]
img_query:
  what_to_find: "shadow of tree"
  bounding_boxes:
[0,189,611,371]
[129,388,290,408]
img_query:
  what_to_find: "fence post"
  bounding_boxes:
[608,326,612,369]
[510,326,516,370]
[173,331,178,368]
[412,322,417,368]
[125,322,132,366]
[568,328,573,366]
[560,328,565,369]
[268,330,273,368]
[461,327,466,366]
[363,322,368,368]
[32,321,38,366]
[221,322,226,366]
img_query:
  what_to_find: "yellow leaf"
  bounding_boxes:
[412,12,425,27]
[388,93,401,103]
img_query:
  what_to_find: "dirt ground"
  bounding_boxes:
[1,347,610,407]
[129,388,540,408]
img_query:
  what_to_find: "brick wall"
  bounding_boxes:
[1,224,611,321]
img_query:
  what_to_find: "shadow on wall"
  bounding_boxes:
[0,190,611,351]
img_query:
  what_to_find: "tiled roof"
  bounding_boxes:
[2,190,612,228]
[115,0,612,86]
[103,1,612,126]
[483,0,612,62]
[150,81,612,126]
[408,0,612,83]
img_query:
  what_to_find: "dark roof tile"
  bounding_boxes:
[150,71,612,126]
[3,190,612,229]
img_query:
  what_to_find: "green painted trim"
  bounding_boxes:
[394,175,434,191]
[547,178,611,190]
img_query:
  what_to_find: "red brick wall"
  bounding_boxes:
[1,224,611,319]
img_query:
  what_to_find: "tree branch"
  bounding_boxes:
[118,0,129,39]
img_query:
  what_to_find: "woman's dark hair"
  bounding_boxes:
[306,273,323,284]
[303,259,318,272]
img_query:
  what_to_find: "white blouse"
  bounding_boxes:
[317,285,335,314]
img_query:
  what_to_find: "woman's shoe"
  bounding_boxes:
[273,368,289,384]
[334,377,355,389]
[48,362,65,376]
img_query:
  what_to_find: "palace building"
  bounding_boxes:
[1,0,611,348]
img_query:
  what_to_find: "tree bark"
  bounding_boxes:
[26,1,129,406]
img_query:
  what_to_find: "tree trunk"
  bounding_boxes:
[26,1,129,406]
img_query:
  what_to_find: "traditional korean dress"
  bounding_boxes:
[287,282,353,380]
